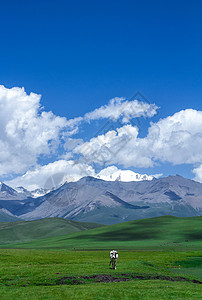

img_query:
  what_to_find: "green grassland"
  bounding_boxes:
[1,215,202,250]
[0,249,201,299]
[0,217,103,245]
[0,216,202,299]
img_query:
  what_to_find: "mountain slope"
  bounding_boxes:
[17,175,202,224]
[1,175,202,224]
[0,182,31,201]
[1,216,202,250]
[0,208,22,222]
[0,217,103,245]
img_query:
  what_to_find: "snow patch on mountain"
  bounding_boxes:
[15,186,50,198]
[96,166,155,182]
[31,188,51,198]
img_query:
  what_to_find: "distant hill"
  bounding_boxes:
[0,217,103,245]
[1,216,202,250]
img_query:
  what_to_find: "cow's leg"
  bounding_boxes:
[112,259,115,269]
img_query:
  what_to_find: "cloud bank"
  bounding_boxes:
[0,85,157,179]
[0,85,67,176]
[75,109,202,172]
[7,160,95,190]
[2,84,202,186]
[193,164,202,183]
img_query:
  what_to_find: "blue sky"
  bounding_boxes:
[0,0,202,188]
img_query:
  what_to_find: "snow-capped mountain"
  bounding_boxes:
[9,186,50,199]
[15,175,202,224]
[0,181,17,195]
[5,166,158,193]
[15,186,32,197]
[1,175,202,224]
[96,166,154,182]
[0,182,27,200]
[0,182,48,202]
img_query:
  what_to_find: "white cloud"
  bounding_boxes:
[148,109,202,165]
[74,109,202,169]
[0,86,158,178]
[65,117,83,135]
[193,164,202,183]
[6,161,160,190]
[4,84,201,186]
[0,85,69,176]
[6,160,95,190]
[58,97,158,144]
[74,124,152,167]
[64,138,84,151]
[84,97,158,123]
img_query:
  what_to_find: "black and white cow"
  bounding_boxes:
[109,250,118,269]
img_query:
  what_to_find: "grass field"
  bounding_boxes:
[1,215,201,250]
[0,249,201,299]
[0,218,103,245]
[0,216,201,299]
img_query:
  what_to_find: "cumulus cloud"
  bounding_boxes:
[84,97,158,123]
[0,85,158,178]
[65,117,83,135]
[74,109,202,169]
[74,124,144,166]
[6,161,161,190]
[7,160,95,190]
[58,97,158,138]
[4,84,201,187]
[148,109,202,165]
[193,164,202,183]
[0,85,70,176]
[64,138,84,151]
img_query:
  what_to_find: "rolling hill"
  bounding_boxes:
[0,217,103,245]
[1,215,202,250]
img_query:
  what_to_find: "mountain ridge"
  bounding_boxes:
[0,175,200,224]
[0,175,202,224]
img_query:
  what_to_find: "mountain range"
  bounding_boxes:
[0,175,202,224]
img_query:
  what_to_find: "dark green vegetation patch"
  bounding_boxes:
[59,273,202,285]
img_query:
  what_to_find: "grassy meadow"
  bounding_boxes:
[0,218,103,245]
[1,215,201,250]
[0,216,202,299]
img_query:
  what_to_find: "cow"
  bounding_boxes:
[109,250,118,269]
